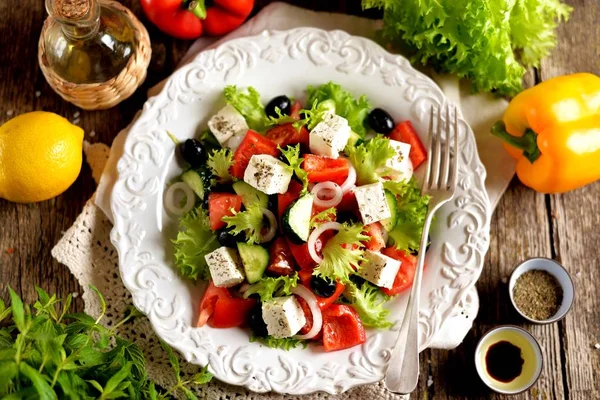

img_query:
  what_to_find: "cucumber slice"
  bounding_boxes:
[346,130,364,148]
[282,194,314,243]
[181,170,206,200]
[380,189,398,231]
[237,242,269,284]
[233,181,269,209]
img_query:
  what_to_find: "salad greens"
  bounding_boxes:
[0,286,211,399]
[224,85,303,132]
[173,207,219,280]
[250,334,305,351]
[207,148,233,183]
[384,179,430,253]
[243,274,299,302]
[279,144,309,193]
[313,222,369,284]
[306,82,371,137]
[221,203,264,245]
[346,135,397,185]
[363,0,571,95]
[345,281,393,329]
[224,85,270,132]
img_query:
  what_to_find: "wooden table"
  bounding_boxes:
[1,1,598,398]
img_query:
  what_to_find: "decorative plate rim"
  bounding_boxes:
[110,27,491,395]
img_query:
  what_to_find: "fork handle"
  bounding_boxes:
[383,211,435,393]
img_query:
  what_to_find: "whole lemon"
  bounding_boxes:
[0,111,84,203]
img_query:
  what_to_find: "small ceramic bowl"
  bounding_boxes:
[508,258,575,324]
[475,326,543,395]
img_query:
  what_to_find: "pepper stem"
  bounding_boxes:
[491,121,541,163]
[188,0,207,19]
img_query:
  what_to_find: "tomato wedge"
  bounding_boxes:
[267,237,296,276]
[302,154,349,185]
[390,121,427,169]
[322,304,366,352]
[381,247,419,296]
[230,130,280,179]
[266,123,309,148]
[195,281,231,327]
[290,101,303,119]
[298,269,345,310]
[210,297,256,328]
[277,180,303,221]
[363,222,386,251]
[208,192,243,230]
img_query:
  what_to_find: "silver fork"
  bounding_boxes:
[383,104,459,394]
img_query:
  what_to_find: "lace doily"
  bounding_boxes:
[52,143,410,399]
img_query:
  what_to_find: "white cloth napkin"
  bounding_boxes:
[93,2,516,349]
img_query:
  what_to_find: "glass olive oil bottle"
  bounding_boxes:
[41,0,137,84]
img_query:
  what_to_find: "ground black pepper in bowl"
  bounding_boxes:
[512,270,563,321]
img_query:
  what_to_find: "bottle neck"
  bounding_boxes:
[46,0,101,41]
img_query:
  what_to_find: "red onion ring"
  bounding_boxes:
[308,221,342,264]
[311,182,343,208]
[260,208,277,243]
[340,164,356,194]
[164,182,195,216]
[292,285,323,340]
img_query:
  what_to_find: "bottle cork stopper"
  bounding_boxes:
[53,0,90,19]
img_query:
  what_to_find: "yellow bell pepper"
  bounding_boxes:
[492,73,600,193]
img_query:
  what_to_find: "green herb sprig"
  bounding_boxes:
[0,286,212,399]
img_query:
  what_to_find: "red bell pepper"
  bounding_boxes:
[140,0,254,40]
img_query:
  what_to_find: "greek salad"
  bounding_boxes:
[166,82,430,352]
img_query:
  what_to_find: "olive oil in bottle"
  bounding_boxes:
[42,0,136,84]
[39,0,151,109]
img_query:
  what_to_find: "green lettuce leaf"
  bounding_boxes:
[313,222,369,283]
[243,274,299,302]
[279,144,309,193]
[306,82,371,137]
[250,334,306,350]
[172,207,219,280]
[207,148,233,184]
[363,0,571,95]
[345,282,393,329]
[346,136,396,185]
[221,203,264,245]
[383,179,430,253]
[224,85,270,132]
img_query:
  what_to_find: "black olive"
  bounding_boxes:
[337,211,360,225]
[179,139,206,168]
[349,274,367,288]
[248,303,268,337]
[216,229,246,247]
[265,95,291,119]
[310,276,337,298]
[368,108,395,134]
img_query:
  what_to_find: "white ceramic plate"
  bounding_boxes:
[110,28,491,395]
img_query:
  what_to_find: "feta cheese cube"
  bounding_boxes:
[384,139,413,181]
[352,182,391,224]
[204,246,245,288]
[309,113,351,159]
[243,154,293,195]
[358,250,402,289]
[262,296,307,338]
[207,104,249,146]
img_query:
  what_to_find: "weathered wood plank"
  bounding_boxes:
[539,0,600,398]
